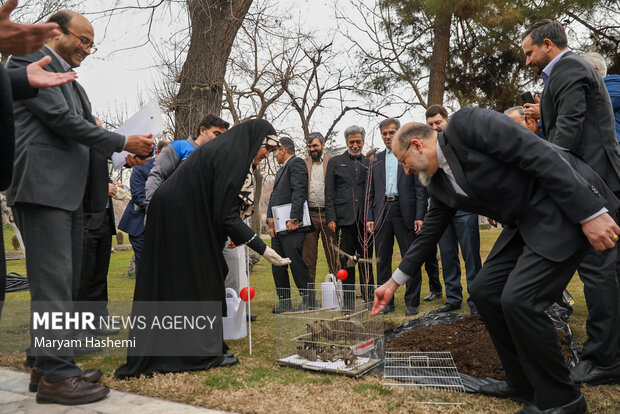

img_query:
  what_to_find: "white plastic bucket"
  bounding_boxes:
[321,274,343,310]
[223,288,247,340]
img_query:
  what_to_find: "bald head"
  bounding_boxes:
[47,10,94,68]
[392,122,438,185]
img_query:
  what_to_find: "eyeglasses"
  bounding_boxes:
[381,130,396,137]
[65,29,97,53]
[398,142,412,167]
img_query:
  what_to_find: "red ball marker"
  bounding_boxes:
[240,286,255,302]
[336,269,348,281]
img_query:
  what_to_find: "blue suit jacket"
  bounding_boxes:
[118,159,154,236]
[369,150,427,229]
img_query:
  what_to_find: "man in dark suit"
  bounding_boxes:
[426,105,482,314]
[373,108,620,414]
[119,140,169,276]
[267,137,312,311]
[522,19,620,386]
[367,118,428,316]
[325,125,374,309]
[0,0,78,319]
[7,10,153,405]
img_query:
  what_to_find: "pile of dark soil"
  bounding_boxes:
[386,315,573,380]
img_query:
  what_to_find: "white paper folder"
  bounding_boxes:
[272,201,311,233]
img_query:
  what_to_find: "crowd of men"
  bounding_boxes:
[1,3,619,413]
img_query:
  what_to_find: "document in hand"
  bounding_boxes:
[111,100,165,169]
[272,201,311,233]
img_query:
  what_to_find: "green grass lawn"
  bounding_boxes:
[1,225,619,413]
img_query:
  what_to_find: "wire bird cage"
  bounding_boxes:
[383,351,465,392]
[274,283,384,377]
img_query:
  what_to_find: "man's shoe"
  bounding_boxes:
[570,359,620,385]
[30,368,103,392]
[470,304,479,315]
[479,381,534,404]
[216,353,239,368]
[36,376,109,405]
[516,393,587,414]
[423,291,443,302]
[435,302,461,313]
[405,306,419,316]
[381,304,395,314]
[247,314,257,322]
[272,304,290,314]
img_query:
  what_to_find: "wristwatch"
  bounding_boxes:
[289,218,300,225]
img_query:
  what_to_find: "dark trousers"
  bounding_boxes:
[302,208,339,283]
[129,233,145,276]
[78,210,113,318]
[338,221,374,309]
[470,232,582,410]
[438,212,481,307]
[374,201,420,308]
[13,202,82,382]
[272,231,311,300]
[424,244,442,293]
[577,243,620,365]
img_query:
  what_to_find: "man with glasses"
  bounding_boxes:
[425,104,482,314]
[367,118,431,316]
[7,9,153,405]
[373,108,620,414]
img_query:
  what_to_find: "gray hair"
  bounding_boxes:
[397,123,434,148]
[344,125,365,141]
[522,19,568,48]
[379,118,400,131]
[504,106,525,119]
[581,52,608,77]
[279,136,295,155]
[307,132,325,144]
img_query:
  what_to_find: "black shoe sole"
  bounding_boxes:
[36,388,110,405]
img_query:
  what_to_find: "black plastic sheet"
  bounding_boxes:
[378,306,579,393]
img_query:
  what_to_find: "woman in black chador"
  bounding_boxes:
[115,119,290,378]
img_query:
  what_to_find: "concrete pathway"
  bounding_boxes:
[0,367,232,414]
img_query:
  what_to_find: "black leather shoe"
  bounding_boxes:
[216,354,239,368]
[423,291,443,302]
[470,304,479,315]
[381,304,395,314]
[405,306,419,316]
[30,368,103,392]
[570,359,620,385]
[479,381,533,404]
[435,302,461,313]
[516,393,587,414]
[247,314,257,322]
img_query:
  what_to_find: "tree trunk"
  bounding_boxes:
[175,0,253,139]
[427,11,452,106]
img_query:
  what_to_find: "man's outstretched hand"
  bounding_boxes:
[370,278,400,316]
[26,56,77,88]
[0,0,62,55]
[125,134,154,157]
[581,212,620,251]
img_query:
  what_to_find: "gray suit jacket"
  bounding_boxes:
[6,48,125,211]
[542,50,620,193]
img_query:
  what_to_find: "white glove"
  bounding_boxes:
[263,246,292,266]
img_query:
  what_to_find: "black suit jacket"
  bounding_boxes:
[324,151,371,226]
[83,150,116,233]
[398,108,618,277]
[368,150,427,229]
[267,155,310,233]
[541,50,620,192]
[0,66,36,191]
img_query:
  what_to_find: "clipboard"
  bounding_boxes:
[272,201,311,233]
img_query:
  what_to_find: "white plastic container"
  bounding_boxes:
[223,288,247,340]
[321,274,343,310]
